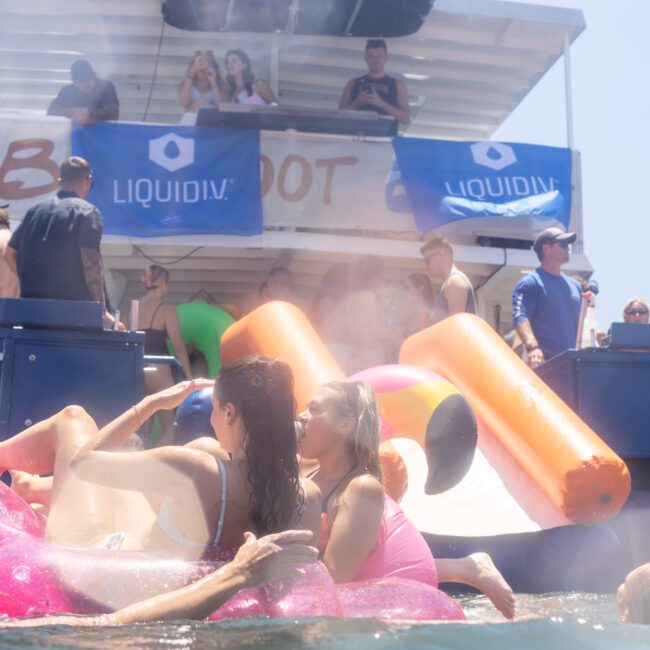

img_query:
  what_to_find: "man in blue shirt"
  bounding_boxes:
[512,227,582,368]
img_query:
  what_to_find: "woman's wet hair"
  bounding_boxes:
[225,49,255,98]
[322,381,382,480]
[214,355,303,535]
[408,272,435,309]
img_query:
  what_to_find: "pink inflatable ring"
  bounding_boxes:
[0,482,464,622]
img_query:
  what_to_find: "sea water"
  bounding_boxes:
[1,593,649,650]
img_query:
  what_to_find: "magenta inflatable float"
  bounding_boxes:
[0,483,464,621]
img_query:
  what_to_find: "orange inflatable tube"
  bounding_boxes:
[219,301,345,410]
[399,313,631,524]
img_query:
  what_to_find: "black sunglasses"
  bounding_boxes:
[625,309,648,317]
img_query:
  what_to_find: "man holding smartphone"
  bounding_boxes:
[339,39,410,125]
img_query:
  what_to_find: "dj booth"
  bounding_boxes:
[0,298,144,441]
[536,323,650,461]
[195,103,398,136]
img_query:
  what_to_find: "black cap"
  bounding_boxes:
[0,204,8,210]
[532,227,577,255]
[71,59,95,83]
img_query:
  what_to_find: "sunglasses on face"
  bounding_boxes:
[553,240,570,249]
[626,309,648,317]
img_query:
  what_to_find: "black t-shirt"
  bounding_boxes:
[350,75,399,116]
[9,190,103,301]
[47,78,119,121]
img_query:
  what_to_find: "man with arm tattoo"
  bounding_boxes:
[80,247,115,328]
[4,156,123,329]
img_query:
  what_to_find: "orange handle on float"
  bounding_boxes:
[399,313,630,524]
[220,301,346,411]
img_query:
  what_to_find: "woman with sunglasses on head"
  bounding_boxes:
[298,381,515,618]
[596,297,648,346]
[2,357,321,567]
[224,49,278,106]
[623,298,650,324]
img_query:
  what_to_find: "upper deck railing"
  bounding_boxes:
[0,0,585,138]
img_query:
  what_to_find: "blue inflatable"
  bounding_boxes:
[173,387,214,445]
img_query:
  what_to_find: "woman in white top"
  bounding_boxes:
[225,49,278,106]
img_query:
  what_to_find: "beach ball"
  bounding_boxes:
[349,365,477,494]
[174,387,214,445]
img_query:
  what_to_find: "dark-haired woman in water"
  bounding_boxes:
[225,49,278,106]
[2,356,321,560]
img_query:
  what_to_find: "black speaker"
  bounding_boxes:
[162,0,228,32]
[347,0,434,37]
[161,0,434,37]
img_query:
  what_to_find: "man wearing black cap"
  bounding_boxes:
[512,227,582,368]
[47,59,119,125]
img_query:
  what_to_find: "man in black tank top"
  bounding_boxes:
[339,39,410,126]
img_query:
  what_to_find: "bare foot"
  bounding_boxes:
[9,470,53,506]
[468,552,515,619]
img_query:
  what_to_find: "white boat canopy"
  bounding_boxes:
[0,0,589,328]
[1,0,585,139]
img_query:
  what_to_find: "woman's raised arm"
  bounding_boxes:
[79,378,214,454]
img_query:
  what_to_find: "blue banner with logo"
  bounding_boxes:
[392,137,572,233]
[72,123,262,237]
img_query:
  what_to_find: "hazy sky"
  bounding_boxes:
[494,0,649,327]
